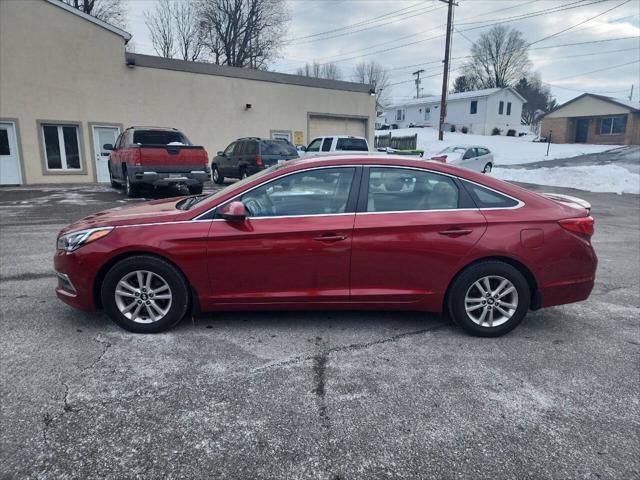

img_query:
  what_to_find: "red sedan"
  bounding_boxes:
[54,155,597,337]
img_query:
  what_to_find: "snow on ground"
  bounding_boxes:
[493,165,640,195]
[376,127,621,166]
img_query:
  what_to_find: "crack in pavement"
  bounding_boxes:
[253,321,450,373]
[41,335,112,446]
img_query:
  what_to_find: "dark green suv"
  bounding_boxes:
[211,137,299,184]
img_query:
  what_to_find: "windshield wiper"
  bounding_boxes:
[176,195,206,210]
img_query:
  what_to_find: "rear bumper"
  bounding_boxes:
[128,166,210,186]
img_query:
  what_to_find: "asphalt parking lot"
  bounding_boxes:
[1,180,638,479]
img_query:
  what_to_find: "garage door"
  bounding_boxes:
[308,115,367,141]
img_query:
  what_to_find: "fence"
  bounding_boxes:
[374,133,418,150]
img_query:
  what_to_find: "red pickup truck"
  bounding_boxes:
[105,127,210,197]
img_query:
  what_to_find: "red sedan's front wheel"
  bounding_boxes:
[101,255,190,333]
[448,261,530,337]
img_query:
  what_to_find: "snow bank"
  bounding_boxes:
[493,165,640,195]
[375,127,621,166]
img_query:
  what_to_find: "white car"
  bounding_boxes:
[301,135,370,157]
[430,145,494,174]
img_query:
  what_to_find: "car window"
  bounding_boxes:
[478,148,489,156]
[367,168,459,212]
[336,138,368,151]
[224,142,236,156]
[115,133,125,149]
[132,130,189,145]
[306,138,322,152]
[440,146,466,154]
[239,168,355,217]
[462,180,519,208]
[244,141,258,155]
[235,141,246,155]
[321,137,333,152]
[260,140,297,156]
[463,149,476,159]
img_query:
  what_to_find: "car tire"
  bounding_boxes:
[101,255,190,333]
[483,163,492,174]
[108,166,119,188]
[189,184,203,195]
[447,260,530,337]
[212,164,224,184]
[125,174,139,198]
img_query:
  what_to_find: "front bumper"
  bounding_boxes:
[54,250,98,312]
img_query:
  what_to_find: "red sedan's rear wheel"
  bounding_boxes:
[448,261,530,337]
[101,255,190,333]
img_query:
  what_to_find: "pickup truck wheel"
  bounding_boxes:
[125,175,139,198]
[108,166,119,188]
[483,163,492,174]
[212,165,224,184]
[189,184,203,195]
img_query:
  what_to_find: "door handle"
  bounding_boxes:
[438,228,473,237]
[313,233,347,243]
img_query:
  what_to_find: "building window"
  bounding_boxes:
[396,109,405,121]
[470,101,478,115]
[42,124,82,170]
[599,116,627,135]
[424,107,431,120]
[506,102,512,115]
[498,101,504,115]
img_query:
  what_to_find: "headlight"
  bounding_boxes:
[56,227,114,252]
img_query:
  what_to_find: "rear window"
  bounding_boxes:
[336,138,368,151]
[462,180,519,208]
[260,140,298,156]
[132,130,190,145]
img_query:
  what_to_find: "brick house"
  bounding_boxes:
[541,93,639,145]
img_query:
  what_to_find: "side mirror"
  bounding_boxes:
[219,201,246,221]
[217,151,225,157]
[297,145,306,152]
[103,143,114,151]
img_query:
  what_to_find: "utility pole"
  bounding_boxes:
[629,84,634,101]
[413,69,425,98]
[438,0,457,141]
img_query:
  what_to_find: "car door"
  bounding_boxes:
[477,148,492,170]
[461,148,479,172]
[321,137,333,153]
[304,138,323,158]
[350,166,487,310]
[219,141,237,176]
[205,166,360,305]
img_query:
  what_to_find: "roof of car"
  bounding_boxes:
[128,126,180,131]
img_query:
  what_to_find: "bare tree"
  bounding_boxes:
[199,0,289,69]
[145,0,176,59]
[353,61,390,109]
[173,1,205,61]
[462,25,531,89]
[60,0,126,27]
[296,62,341,80]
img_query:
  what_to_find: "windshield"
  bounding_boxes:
[133,130,190,145]
[439,146,467,154]
[178,163,288,210]
[260,140,298,156]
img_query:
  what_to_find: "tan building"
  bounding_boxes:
[541,93,640,146]
[0,0,376,185]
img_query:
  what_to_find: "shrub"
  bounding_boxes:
[450,124,456,132]
[461,126,468,134]
[491,127,502,136]
[507,129,516,137]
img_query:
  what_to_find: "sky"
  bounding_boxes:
[123,0,640,105]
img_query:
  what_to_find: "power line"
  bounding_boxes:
[548,58,639,81]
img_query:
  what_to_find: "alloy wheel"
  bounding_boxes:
[464,275,518,327]
[213,168,219,182]
[114,270,173,324]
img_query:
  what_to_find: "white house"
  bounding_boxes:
[381,88,526,135]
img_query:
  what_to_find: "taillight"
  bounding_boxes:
[134,149,141,166]
[431,155,447,163]
[558,216,594,237]
[255,156,263,166]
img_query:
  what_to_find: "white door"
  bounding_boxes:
[92,126,120,183]
[0,122,23,185]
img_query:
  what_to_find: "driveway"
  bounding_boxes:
[1,181,638,479]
